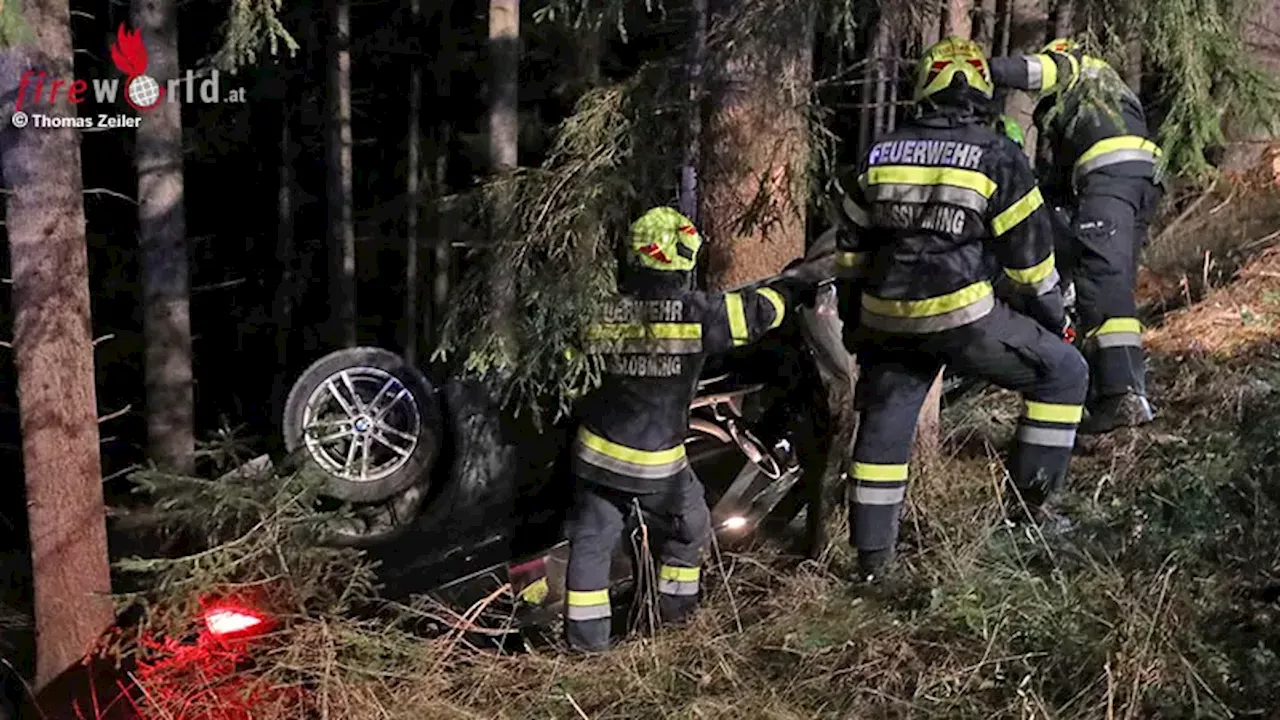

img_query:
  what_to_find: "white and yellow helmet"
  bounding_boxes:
[913,37,995,102]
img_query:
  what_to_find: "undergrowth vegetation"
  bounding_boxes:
[82,330,1280,718]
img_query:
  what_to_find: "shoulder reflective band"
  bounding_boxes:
[1086,316,1143,348]
[565,589,611,621]
[756,287,787,330]
[1023,401,1083,424]
[863,165,998,215]
[1074,136,1162,184]
[991,186,1045,237]
[575,427,688,480]
[860,281,995,333]
[724,292,750,346]
[583,321,704,355]
[1002,253,1060,295]
[657,565,700,596]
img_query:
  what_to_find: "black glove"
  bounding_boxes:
[777,277,819,308]
[1008,288,1066,335]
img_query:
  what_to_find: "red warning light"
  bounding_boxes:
[204,607,265,637]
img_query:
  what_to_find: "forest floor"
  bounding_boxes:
[11,170,1280,719]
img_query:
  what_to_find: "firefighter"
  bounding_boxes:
[988,39,1162,434]
[830,38,1090,581]
[563,206,807,652]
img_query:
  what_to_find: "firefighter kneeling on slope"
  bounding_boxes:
[563,206,812,652]
[988,38,1162,434]
[831,38,1090,582]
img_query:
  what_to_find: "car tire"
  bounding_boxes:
[283,347,441,504]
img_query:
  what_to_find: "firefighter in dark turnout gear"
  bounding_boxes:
[564,207,798,652]
[989,38,1161,434]
[832,38,1089,580]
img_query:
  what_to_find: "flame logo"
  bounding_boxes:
[110,23,148,76]
[109,23,164,111]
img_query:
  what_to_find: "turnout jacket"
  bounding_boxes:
[989,53,1160,205]
[832,108,1065,336]
[573,283,791,493]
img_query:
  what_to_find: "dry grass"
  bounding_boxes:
[88,213,1280,719]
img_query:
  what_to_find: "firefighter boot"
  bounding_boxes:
[1079,391,1154,435]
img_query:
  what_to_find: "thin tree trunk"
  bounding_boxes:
[1046,0,1073,41]
[133,0,194,474]
[974,0,995,51]
[428,5,455,350]
[916,0,974,469]
[679,0,708,222]
[327,0,356,348]
[701,0,816,290]
[270,100,297,429]
[871,19,890,139]
[921,2,941,48]
[405,0,423,365]
[487,0,519,355]
[0,3,114,687]
[944,0,973,37]
[993,0,1012,56]
[856,15,879,158]
[1122,36,1142,94]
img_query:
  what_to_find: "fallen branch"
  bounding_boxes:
[1152,177,1219,248]
[83,188,137,204]
[99,404,133,424]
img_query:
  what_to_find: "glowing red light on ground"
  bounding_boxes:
[204,608,264,636]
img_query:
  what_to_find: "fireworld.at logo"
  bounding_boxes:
[13,23,246,114]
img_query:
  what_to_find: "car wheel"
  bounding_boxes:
[282,347,441,504]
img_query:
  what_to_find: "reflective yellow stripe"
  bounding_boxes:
[1036,54,1058,92]
[1024,401,1083,424]
[1004,253,1056,286]
[578,427,686,466]
[1087,317,1143,337]
[567,589,609,606]
[864,165,998,198]
[519,577,548,605]
[991,186,1044,237]
[757,287,786,330]
[837,251,868,268]
[659,565,700,582]
[1074,136,1162,181]
[862,281,993,318]
[725,292,749,346]
[585,322,702,340]
[1064,53,1081,92]
[850,462,909,482]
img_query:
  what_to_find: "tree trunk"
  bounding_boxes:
[870,18,890,139]
[973,0,995,51]
[133,0,194,474]
[701,0,817,290]
[1122,36,1142,94]
[487,0,519,354]
[0,2,115,687]
[270,99,297,429]
[944,0,973,37]
[327,0,356,348]
[427,5,455,351]
[679,0,708,221]
[1046,0,1073,41]
[404,0,423,365]
[993,0,1012,56]
[1004,0,1044,160]
[915,0,973,469]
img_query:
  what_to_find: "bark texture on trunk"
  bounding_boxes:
[405,0,423,365]
[327,0,356,348]
[270,99,297,428]
[0,2,114,687]
[944,0,974,38]
[700,0,816,291]
[133,0,194,474]
[1005,0,1046,161]
[679,0,708,222]
[1046,0,1073,41]
[487,0,519,354]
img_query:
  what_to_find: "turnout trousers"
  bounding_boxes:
[563,469,712,652]
[849,302,1089,562]
[1058,181,1160,403]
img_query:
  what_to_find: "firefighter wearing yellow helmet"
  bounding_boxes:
[828,38,1088,582]
[989,39,1161,433]
[561,206,810,652]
